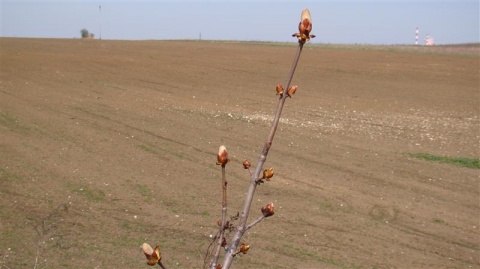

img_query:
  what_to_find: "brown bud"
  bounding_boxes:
[142,243,161,266]
[216,265,223,269]
[287,85,298,97]
[216,145,229,166]
[142,242,154,259]
[300,9,312,35]
[151,246,161,265]
[243,159,251,169]
[262,167,274,181]
[275,83,284,95]
[221,237,227,247]
[261,202,275,217]
[293,9,315,44]
[239,243,250,254]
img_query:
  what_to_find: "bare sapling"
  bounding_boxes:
[142,9,315,269]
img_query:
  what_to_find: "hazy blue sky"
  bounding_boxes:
[1,0,479,44]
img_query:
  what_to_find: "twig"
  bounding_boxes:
[158,260,167,269]
[245,215,266,232]
[203,233,218,269]
[33,247,40,269]
[246,167,253,177]
[221,42,305,269]
[209,163,228,268]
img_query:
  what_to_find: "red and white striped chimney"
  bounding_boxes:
[415,27,419,45]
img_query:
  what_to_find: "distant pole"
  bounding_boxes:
[99,5,102,40]
[199,32,202,41]
[415,27,419,45]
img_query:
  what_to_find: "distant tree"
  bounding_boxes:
[80,28,90,38]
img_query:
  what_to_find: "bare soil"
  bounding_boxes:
[1,38,479,269]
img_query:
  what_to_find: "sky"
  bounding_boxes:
[1,0,479,45]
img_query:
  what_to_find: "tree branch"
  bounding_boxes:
[245,215,265,232]
[221,42,304,268]
[210,163,228,269]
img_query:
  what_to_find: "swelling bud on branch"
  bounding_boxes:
[287,85,298,97]
[275,83,284,95]
[142,243,162,266]
[293,9,315,44]
[232,243,250,256]
[216,145,229,166]
[261,203,275,217]
[262,167,274,181]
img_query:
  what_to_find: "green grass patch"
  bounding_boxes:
[319,201,332,210]
[74,187,105,202]
[136,183,150,196]
[0,112,17,127]
[138,143,157,154]
[136,183,152,203]
[408,153,480,169]
[0,112,30,133]
[433,218,447,225]
[0,166,20,182]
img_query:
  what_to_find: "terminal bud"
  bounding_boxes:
[142,243,161,266]
[293,9,315,44]
[261,202,275,217]
[216,145,229,166]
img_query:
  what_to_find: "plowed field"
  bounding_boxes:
[1,38,479,268]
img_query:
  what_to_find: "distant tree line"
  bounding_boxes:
[80,28,95,39]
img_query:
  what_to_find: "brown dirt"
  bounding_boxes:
[0,38,479,269]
